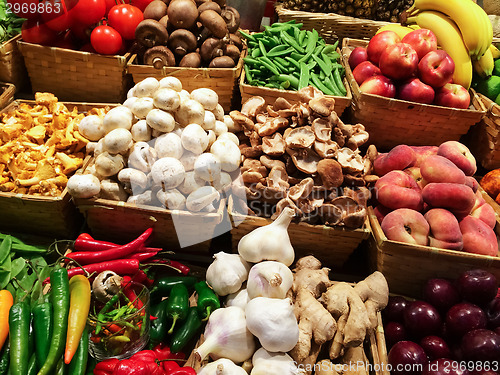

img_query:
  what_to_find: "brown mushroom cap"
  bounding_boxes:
[317,159,343,190]
[312,118,332,142]
[273,97,293,110]
[262,133,285,156]
[209,55,235,68]
[200,37,224,62]
[271,197,300,220]
[168,29,197,57]
[260,155,285,170]
[229,33,243,50]
[221,6,240,33]
[144,46,176,68]
[289,147,322,174]
[135,19,169,48]
[257,117,288,137]
[143,0,168,20]
[267,165,289,191]
[179,52,202,67]
[200,9,228,39]
[241,158,268,184]
[240,144,263,158]
[330,196,366,228]
[336,147,364,174]
[198,1,221,14]
[230,110,255,133]
[288,177,314,201]
[241,96,266,118]
[224,44,240,63]
[314,139,339,159]
[318,203,342,225]
[297,86,324,102]
[309,96,336,117]
[285,126,315,149]
[167,0,199,29]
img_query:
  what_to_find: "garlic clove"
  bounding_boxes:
[206,252,250,296]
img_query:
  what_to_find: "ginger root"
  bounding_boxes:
[314,360,342,375]
[342,345,370,375]
[353,271,389,330]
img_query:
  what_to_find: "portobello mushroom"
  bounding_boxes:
[135,19,169,47]
[167,0,199,29]
[143,0,168,20]
[144,46,176,68]
[168,29,198,57]
[199,9,228,39]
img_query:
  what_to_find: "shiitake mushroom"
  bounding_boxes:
[167,0,199,29]
[143,0,168,20]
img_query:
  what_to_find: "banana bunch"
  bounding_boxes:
[405,0,494,88]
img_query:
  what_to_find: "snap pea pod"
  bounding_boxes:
[333,68,347,96]
[310,73,336,95]
[299,62,310,90]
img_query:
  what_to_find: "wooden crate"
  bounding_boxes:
[17,40,132,103]
[368,188,500,297]
[126,51,245,112]
[0,35,28,91]
[228,197,370,268]
[0,83,15,110]
[342,38,486,151]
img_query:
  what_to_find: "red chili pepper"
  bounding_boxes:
[148,259,190,275]
[162,361,196,375]
[152,343,185,365]
[129,251,159,262]
[121,278,144,310]
[95,358,120,374]
[131,270,154,287]
[74,236,161,254]
[67,228,153,265]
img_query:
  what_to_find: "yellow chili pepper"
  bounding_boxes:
[0,290,13,351]
[64,275,91,364]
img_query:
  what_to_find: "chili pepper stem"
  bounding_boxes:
[168,315,179,334]
[202,306,212,322]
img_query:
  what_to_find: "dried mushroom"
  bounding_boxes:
[330,196,366,228]
[317,159,343,190]
[229,110,255,133]
[318,203,342,225]
[297,86,324,102]
[271,197,300,220]
[240,144,263,158]
[273,97,293,110]
[285,126,315,149]
[267,166,289,191]
[241,96,266,118]
[289,147,322,174]
[309,96,336,117]
[337,148,364,174]
[314,140,339,159]
[288,177,314,201]
[260,155,285,170]
[311,118,332,142]
[241,158,267,184]
[262,133,285,156]
[257,117,289,137]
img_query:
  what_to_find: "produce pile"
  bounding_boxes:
[0,0,24,43]
[373,141,499,257]
[241,21,347,96]
[0,93,101,196]
[384,269,500,374]
[67,76,241,212]
[473,44,500,105]
[230,89,372,228]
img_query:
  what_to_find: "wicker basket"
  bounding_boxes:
[0,82,15,110]
[275,4,390,43]
[0,35,28,91]
[368,188,500,298]
[126,51,245,112]
[17,40,132,103]
[227,197,370,269]
[464,93,500,170]
[342,38,486,151]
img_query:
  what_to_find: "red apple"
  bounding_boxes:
[398,78,435,104]
[367,30,401,65]
[353,61,382,85]
[418,50,455,88]
[359,75,396,98]
[379,43,419,80]
[434,83,470,109]
[349,47,368,69]
[401,29,438,60]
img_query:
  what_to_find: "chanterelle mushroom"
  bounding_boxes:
[336,147,364,174]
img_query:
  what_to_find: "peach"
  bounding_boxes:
[480,169,500,199]
[374,204,392,224]
[420,155,466,184]
[465,176,479,193]
[437,141,477,176]
[374,144,416,176]
[459,216,499,256]
[381,208,430,246]
[375,170,424,211]
[422,183,476,215]
[409,146,439,167]
[471,200,497,229]
[424,208,463,250]
[404,166,427,189]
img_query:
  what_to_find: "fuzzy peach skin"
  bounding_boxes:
[409,146,439,167]
[422,183,476,215]
[420,155,466,184]
[381,208,430,246]
[465,176,479,193]
[459,216,499,256]
[470,195,497,229]
[374,144,416,176]
[437,141,477,176]
[375,170,424,211]
[404,166,427,189]
[374,204,392,224]
[424,208,463,250]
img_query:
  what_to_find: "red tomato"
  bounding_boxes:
[107,4,143,40]
[91,25,122,55]
[130,0,153,12]
[6,0,39,19]
[21,19,58,45]
[70,0,106,27]
[103,0,116,15]
[41,0,73,32]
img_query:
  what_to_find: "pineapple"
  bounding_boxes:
[328,0,375,19]
[373,0,414,22]
[281,0,329,12]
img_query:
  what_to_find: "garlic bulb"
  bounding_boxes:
[194,306,256,363]
[245,297,299,352]
[226,287,250,309]
[206,252,251,296]
[238,207,295,266]
[247,261,293,300]
[198,358,248,375]
[251,348,302,375]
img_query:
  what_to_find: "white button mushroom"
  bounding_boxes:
[211,172,232,192]
[181,124,209,154]
[210,139,241,172]
[190,88,219,111]
[179,151,200,171]
[178,89,191,103]
[159,77,182,92]
[94,152,125,177]
[186,185,220,212]
[151,157,185,189]
[99,179,128,201]
[131,97,155,119]
[153,88,181,111]
[224,114,242,133]
[78,115,105,141]
[123,96,138,111]
[130,119,152,142]
[118,168,149,192]
[206,130,216,149]
[175,99,205,127]
[194,152,221,182]
[212,103,224,121]
[134,77,159,98]
[103,106,134,133]
[202,111,216,131]
[157,188,186,210]
[128,142,157,173]
[214,120,228,136]
[102,128,133,155]
[178,170,206,195]
[67,174,101,198]
[216,132,239,146]
[127,190,153,205]
[146,109,176,133]
[127,86,136,99]
[155,132,183,159]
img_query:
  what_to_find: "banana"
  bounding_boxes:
[407,24,420,30]
[406,10,473,89]
[408,0,485,57]
[376,24,414,39]
[491,44,500,59]
[469,0,493,59]
[473,47,494,78]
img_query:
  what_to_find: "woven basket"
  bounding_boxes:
[342,38,486,151]
[0,35,28,91]
[368,188,500,298]
[465,93,500,170]
[17,40,132,103]
[228,197,370,269]
[275,4,390,43]
[0,82,15,110]
[126,51,245,112]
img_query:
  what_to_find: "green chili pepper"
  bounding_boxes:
[170,307,203,353]
[299,62,310,90]
[194,281,220,321]
[280,30,305,53]
[55,356,67,375]
[38,267,70,375]
[0,343,9,375]
[8,301,30,375]
[26,354,36,375]
[150,275,197,301]
[333,68,347,96]
[150,298,170,345]
[310,73,335,95]
[68,326,88,375]
[33,301,52,369]
[165,284,189,334]
[85,357,96,375]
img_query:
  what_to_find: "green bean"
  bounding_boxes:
[333,68,347,96]
[299,62,310,90]
[258,57,280,76]
[258,40,267,57]
[244,65,253,84]
[274,74,299,89]
[280,30,305,53]
[268,46,295,57]
[285,56,300,69]
[310,73,335,95]
[251,48,261,58]
[291,52,303,61]
[325,75,343,96]
[298,29,307,46]
[312,54,332,76]
[305,29,319,53]
[243,57,260,66]
[275,57,291,69]
[238,30,255,41]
